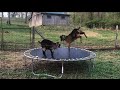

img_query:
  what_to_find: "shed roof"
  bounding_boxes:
[41,12,70,16]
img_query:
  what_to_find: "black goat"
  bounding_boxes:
[38,39,60,59]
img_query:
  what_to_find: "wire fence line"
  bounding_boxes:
[0,17,120,51]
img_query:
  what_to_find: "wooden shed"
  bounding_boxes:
[29,12,70,27]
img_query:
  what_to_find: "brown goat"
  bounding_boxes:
[60,27,87,58]
[60,27,87,48]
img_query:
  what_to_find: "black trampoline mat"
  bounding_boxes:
[27,47,96,61]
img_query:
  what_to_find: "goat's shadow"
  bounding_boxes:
[26,60,92,75]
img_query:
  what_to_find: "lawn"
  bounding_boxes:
[0,23,120,79]
[0,50,120,79]
[0,23,120,49]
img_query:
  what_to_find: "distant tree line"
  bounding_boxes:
[0,12,32,25]
[70,12,120,30]
[1,12,120,29]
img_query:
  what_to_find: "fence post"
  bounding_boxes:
[31,26,35,48]
[0,17,4,50]
[115,25,119,48]
[30,28,32,48]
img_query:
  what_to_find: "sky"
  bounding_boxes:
[0,12,8,17]
[47,12,65,14]
[0,12,68,17]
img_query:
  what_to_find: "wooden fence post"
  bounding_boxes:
[0,17,4,50]
[31,26,35,48]
[115,25,119,48]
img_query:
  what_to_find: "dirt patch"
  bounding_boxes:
[0,50,56,70]
[84,31,100,37]
[0,51,31,69]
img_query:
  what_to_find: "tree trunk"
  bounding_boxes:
[21,12,23,18]
[73,12,76,25]
[2,12,4,17]
[7,12,11,25]
[97,12,101,28]
[89,12,94,28]
[12,12,16,18]
[89,12,94,20]
[25,12,28,23]
[29,12,33,21]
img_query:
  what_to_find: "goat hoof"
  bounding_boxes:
[42,56,47,59]
[52,57,55,59]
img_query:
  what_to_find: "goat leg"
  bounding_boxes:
[67,43,71,59]
[42,48,47,58]
[50,49,54,59]
[84,33,87,38]
[80,36,82,43]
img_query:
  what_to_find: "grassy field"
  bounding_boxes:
[0,23,120,50]
[0,23,120,79]
[0,50,120,79]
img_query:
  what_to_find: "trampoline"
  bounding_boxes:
[24,47,96,78]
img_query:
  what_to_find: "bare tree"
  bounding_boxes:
[7,12,11,25]
[21,12,24,18]
[25,12,28,23]
[89,12,94,20]
[11,12,17,18]
[2,12,4,17]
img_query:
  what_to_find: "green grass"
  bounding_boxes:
[3,29,31,43]
[1,50,120,79]
[0,23,120,49]
[90,50,120,79]
[0,22,120,79]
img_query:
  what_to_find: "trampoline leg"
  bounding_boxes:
[31,58,64,79]
[31,58,42,76]
[31,59,33,72]
[92,59,95,69]
[58,60,64,78]
[31,59,37,76]
[62,61,64,75]
[88,59,94,77]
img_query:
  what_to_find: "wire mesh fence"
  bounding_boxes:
[0,16,120,51]
[1,14,120,79]
[0,17,31,51]
[34,26,120,50]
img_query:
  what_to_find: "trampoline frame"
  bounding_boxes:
[24,47,96,78]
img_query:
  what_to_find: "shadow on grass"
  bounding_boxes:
[26,61,92,78]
